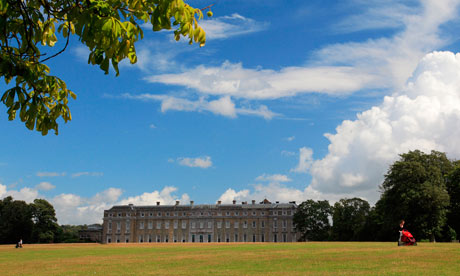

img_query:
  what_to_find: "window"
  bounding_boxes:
[274,234,278,242]
[183,212,187,216]
[165,235,169,243]
[226,212,230,216]
[234,222,239,228]
[125,220,130,233]
[157,212,161,217]
[283,211,287,216]
[116,236,120,243]
[182,221,187,229]
[207,234,212,243]
[261,211,265,215]
[252,221,256,228]
[283,234,287,242]
[191,222,196,229]
[141,212,145,217]
[253,235,256,242]
[243,211,248,216]
[139,235,143,243]
[116,222,121,232]
[149,213,153,217]
[288,211,291,216]
[165,221,170,229]
[208,221,212,229]
[192,234,196,243]
[235,212,239,216]
[252,211,256,216]
[125,237,129,243]
[199,222,204,229]
[148,221,153,229]
[226,234,230,242]
[174,220,178,229]
[139,221,144,229]
[283,220,287,228]
[278,211,282,215]
[148,235,152,243]
[174,235,177,243]
[217,212,222,216]
[108,221,112,230]
[261,221,265,228]
[118,213,121,217]
[243,234,247,242]
[261,234,265,242]
[156,222,161,229]
[225,221,230,228]
[243,221,248,228]
[217,221,222,229]
[166,212,170,217]
[234,234,238,242]
[156,235,161,242]
[126,213,130,217]
[174,212,178,216]
[273,221,278,229]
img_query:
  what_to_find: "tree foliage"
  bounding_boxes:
[0,196,34,244]
[30,198,59,243]
[293,200,332,241]
[377,150,452,241]
[331,197,370,241]
[0,0,209,135]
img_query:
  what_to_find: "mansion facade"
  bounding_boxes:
[102,199,299,243]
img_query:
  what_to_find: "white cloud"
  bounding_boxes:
[119,186,190,206]
[218,183,347,205]
[255,174,292,183]
[0,184,39,203]
[199,13,268,40]
[281,150,296,157]
[285,136,295,142]
[71,172,104,178]
[308,51,460,203]
[35,182,55,191]
[176,156,213,169]
[122,93,278,119]
[291,147,314,173]
[149,124,156,129]
[146,0,459,100]
[36,172,66,177]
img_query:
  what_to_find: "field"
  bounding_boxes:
[1,242,459,275]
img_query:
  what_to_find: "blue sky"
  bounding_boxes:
[2,0,460,224]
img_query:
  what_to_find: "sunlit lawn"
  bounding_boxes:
[1,242,459,275]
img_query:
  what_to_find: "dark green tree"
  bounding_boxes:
[446,162,460,240]
[331,197,370,241]
[30,198,59,243]
[377,150,452,242]
[0,196,33,244]
[293,200,332,241]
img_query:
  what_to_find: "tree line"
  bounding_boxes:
[294,150,460,242]
[0,196,97,244]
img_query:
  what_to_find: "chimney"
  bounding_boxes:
[232,200,236,205]
[175,201,180,206]
[217,200,221,205]
[190,200,194,206]
[156,202,160,206]
[276,201,279,204]
[252,200,255,205]
[242,201,247,205]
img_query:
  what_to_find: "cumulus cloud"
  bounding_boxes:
[35,182,55,191]
[0,184,39,203]
[255,174,292,183]
[291,147,314,173]
[176,156,213,168]
[218,183,347,204]
[146,0,459,100]
[308,51,460,202]
[122,93,278,119]
[119,186,190,206]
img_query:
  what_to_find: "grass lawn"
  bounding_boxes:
[1,242,459,275]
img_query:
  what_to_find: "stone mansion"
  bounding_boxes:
[102,199,299,243]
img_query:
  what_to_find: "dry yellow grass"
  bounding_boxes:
[1,242,459,275]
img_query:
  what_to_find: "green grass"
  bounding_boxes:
[1,242,459,275]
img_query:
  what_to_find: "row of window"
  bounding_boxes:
[107,210,293,218]
[107,233,295,243]
[108,220,294,232]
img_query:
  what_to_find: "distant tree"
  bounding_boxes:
[377,150,452,242]
[30,199,59,243]
[0,196,33,244]
[293,200,332,241]
[331,198,370,241]
[446,162,460,240]
[1,0,210,135]
[55,224,87,243]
